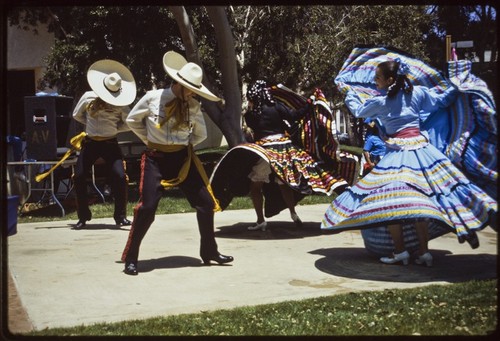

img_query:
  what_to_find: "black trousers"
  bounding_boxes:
[121,149,218,263]
[73,138,128,221]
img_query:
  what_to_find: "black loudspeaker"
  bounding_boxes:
[24,96,74,161]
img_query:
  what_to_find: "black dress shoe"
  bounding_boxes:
[124,262,138,275]
[201,253,234,266]
[73,220,87,230]
[115,218,132,226]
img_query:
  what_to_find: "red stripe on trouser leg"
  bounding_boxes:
[121,202,142,262]
[121,152,147,262]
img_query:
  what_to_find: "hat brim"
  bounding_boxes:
[163,51,221,102]
[87,59,137,106]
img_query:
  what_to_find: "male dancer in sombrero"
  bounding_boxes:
[121,51,233,275]
[72,59,137,230]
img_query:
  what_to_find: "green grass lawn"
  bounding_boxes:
[16,144,359,224]
[17,185,334,224]
[27,280,497,336]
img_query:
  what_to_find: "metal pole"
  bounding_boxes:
[446,35,452,61]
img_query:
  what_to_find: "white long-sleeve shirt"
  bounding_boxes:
[72,91,131,138]
[126,88,207,147]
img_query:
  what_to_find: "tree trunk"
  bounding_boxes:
[169,6,245,148]
[205,6,245,148]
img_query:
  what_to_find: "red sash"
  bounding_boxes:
[391,127,420,138]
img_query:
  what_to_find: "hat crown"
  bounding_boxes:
[163,51,220,101]
[177,63,203,88]
[87,59,136,106]
[104,72,122,92]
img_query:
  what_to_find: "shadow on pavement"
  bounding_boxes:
[310,247,497,283]
[216,221,325,240]
[67,223,131,231]
[129,256,204,273]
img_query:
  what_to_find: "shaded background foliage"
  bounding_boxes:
[14,6,183,99]
[7,5,497,143]
[6,5,434,99]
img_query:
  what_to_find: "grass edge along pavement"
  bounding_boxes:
[16,144,362,223]
[21,279,497,336]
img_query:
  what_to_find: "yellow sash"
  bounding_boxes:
[157,144,221,212]
[147,142,185,153]
[88,135,116,141]
[35,132,87,182]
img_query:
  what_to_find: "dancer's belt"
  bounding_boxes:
[390,127,421,138]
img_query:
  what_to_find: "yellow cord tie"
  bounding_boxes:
[156,98,181,129]
[159,144,221,212]
[35,132,87,182]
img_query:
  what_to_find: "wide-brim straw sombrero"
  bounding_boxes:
[87,59,137,106]
[163,51,220,102]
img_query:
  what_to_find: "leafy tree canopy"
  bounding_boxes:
[229,5,433,101]
[8,5,435,101]
[7,5,496,146]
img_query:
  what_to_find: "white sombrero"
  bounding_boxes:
[87,59,137,106]
[163,51,220,102]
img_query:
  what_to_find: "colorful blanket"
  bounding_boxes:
[271,85,358,184]
[271,85,339,168]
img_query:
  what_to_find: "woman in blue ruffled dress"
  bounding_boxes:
[321,58,497,267]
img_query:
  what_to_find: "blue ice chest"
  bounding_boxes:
[7,195,19,236]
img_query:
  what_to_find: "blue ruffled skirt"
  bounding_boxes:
[321,134,496,244]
